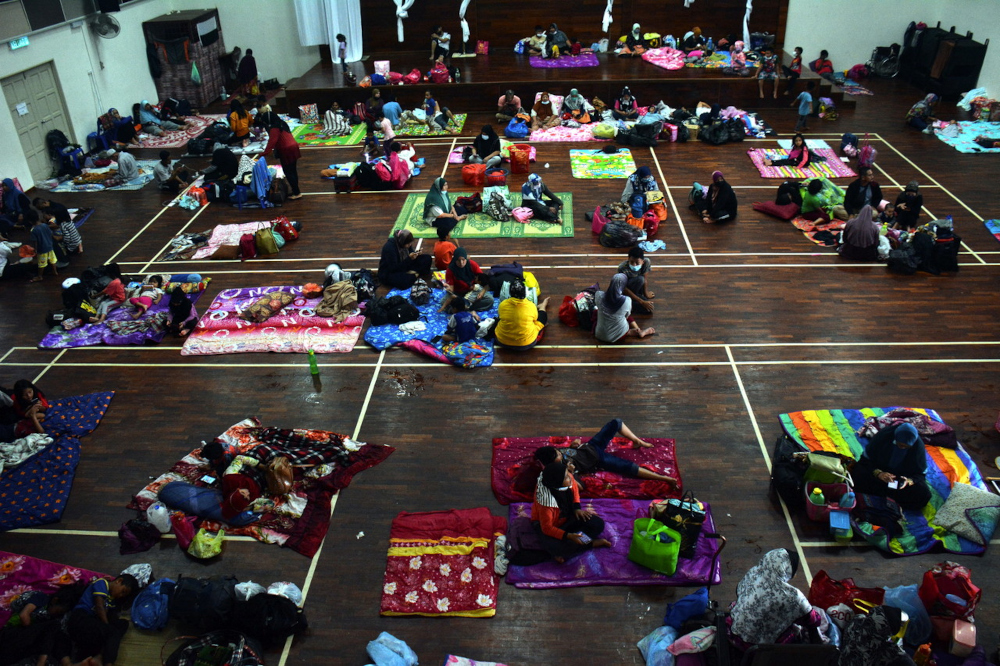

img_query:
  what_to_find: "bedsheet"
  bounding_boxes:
[181,285,364,356]
[935,121,1000,154]
[0,552,108,625]
[380,508,506,617]
[529,125,606,142]
[642,47,686,71]
[505,500,722,588]
[779,407,989,556]
[191,221,276,259]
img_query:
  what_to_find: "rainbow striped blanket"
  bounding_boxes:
[779,407,990,556]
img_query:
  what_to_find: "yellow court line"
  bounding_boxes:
[141,201,213,272]
[31,349,66,384]
[725,345,812,583]
[650,146,697,265]
[441,136,457,179]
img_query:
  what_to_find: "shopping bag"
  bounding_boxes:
[918,561,980,620]
[649,491,706,558]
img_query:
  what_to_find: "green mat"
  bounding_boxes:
[391,191,574,239]
[292,122,366,146]
[384,114,468,138]
[570,149,637,179]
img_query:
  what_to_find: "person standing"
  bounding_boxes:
[263,116,303,200]
[793,81,815,132]
[29,215,58,283]
[238,48,258,92]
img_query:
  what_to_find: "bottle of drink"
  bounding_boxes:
[839,491,856,510]
[220,86,228,101]
[308,349,320,375]
[809,487,826,505]
[913,643,932,666]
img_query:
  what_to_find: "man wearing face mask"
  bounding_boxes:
[526,26,547,57]
[496,90,523,124]
[617,246,655,312]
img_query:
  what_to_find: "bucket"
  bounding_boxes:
[509,144,531,174]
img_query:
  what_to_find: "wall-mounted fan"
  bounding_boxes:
[90,13,121,39]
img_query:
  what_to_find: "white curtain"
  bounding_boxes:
[459,0,472,45]
[743,0,753,48]
[294,0,364,62]
[602,0,613,33]
[394,0,416,42]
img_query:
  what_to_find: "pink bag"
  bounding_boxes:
[858,133,877,168]
[512,207,534,223]
[591,206,610,234]
[476,40,490,55]
[170,513,198,550]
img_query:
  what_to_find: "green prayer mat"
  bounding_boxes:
[383,114,468,138]
[292,122,367,146]
[390,191,574,239]
[569,149,637,179]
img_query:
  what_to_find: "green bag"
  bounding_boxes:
[627,518,680,575]
[191,62,202,85]
[187,527,224,559]
[803,452,851,485]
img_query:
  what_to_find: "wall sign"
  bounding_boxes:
[9,36,30,51]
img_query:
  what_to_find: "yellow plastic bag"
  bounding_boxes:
[523,271,540,297]
[187,527,224,559]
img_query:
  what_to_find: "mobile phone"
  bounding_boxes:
[576,532,592,545]
[200,475,217,485]
[887,480,899,490]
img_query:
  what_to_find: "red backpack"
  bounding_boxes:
[239,233,258,261]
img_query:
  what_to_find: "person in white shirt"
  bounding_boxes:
[153,151,191,192]
[431,26,451,61]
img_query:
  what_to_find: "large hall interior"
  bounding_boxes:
[1,0,1000,664]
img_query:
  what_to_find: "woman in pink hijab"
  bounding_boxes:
[838,204,881,261]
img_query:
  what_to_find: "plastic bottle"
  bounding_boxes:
[220,86,228,101]
[706,37,715,52]
[914,643,932,666]
[809,487,826,505]
[839,491,856,510]
[308,349,320,375]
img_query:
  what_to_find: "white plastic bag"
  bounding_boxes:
[146,502,171,533]
[235,581,266,601]
[267,581,304,607]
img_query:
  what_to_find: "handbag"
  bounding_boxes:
[917,561,980,620]
[255,224,280,255]
[265,456,294,495]
[187,527,224,559]
[808,569,886,609]
[627,518,681,575]
[803,452,852,485]
[476,40,489,55]
[649,491,706,558]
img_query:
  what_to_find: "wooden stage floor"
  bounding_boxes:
[1,73,998,665]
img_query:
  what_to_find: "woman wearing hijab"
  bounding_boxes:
[561,89,591,123]
[495,280,549,350]
[531,461,611,562]
[237,48,258,90]
[619,24,646,57]
[263,115,303,200]
[521,174,563,223]
[621,166,659,205]
[438,247,486,312]
[893,181,923,231]
[612,87,640,121]
[905,93,938,132]
[423,177,467,236]
[0,178,35,234]
[227,99,251,147]
[109,108,141,147]
[852,422,930,509]
[166,287,199,337]
[729,549,820,649]
[838,205,881,261]
[467,125,502,168]
[694,172,738,224]
[204,148,239,183]
[682,27,705,51]
[594,274,655,343]
[379,229,432,289]
[530,93,560,131]
[838,606,913,666]
[545,23,569,58]
[139,100,186,135]
[366,88,384,121]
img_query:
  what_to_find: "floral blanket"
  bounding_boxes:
[0,552,108,625]
[127,418,394,557]
[380,508,506,617]
[529,125,605,142]
[491,435,681,504]
[181,286,364,356]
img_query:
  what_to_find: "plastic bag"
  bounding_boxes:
[187,527,224,559]
[366,632,418,666]
[267,581,304,607]
[235,581,266,601]
[170,513,197,550]
[191,62,202,85]
[146,502,171,533]
[883,584,930,646]
[637,625,678,666]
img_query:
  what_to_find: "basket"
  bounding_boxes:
[509,144,531,174]
[804,481,850,522]
[486,168,508,186]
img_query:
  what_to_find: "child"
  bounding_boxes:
[95,274,126,323]
[0,583,85,666]
[360,121,380,161]
[878,203,897,227]
[783,46,803,95]
[128,275,164,319]
[793,81,815,132]
[617,247,654,313]
[433,226,458,270]
[756,47,779,99]
[465,273,495,312]
[569,37,582,57]
[10,378,48,437]
[443,297,480,343]
[66,574,138,666]
[166,287,199,337]
[29,216,58,283]
[810,49,834,80]
[337,34,355,82]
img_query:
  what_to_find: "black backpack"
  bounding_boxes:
[207,122,235,143]
[232,594,308,648]
[675,123,690,143]
[187,137,213,155]
[350,268,377,302]
[699,121,730,146]
[725,119,745,142]
[770,435,807,510]
[628,122,661,147]
[505,516,549,566]
[409,279,430,306]
[599,221,642,248]
[168,575,239,633]
[369,295,419,326]
[887,245,919,275]
[775,180,803,206]
[164,630,263,666]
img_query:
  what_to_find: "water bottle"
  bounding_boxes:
[809,487,826,505]
[220,86,228,101]
[308,349,320,375]
[706,37,714,52]
[839,491,856,510]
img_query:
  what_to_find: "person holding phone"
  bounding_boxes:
[378,229,433,290]
[531,461,611,563]
[852,422,930,509]
[7,379,48,437]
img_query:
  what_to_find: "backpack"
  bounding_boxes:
[599,221,642,248]
[887,245,918,275]
[776,180,803,206]
[675,123,690,143]
[239,233,258,261]
[770,435,807,510]
[628,121,661,147]
[350,268,377,302]
[699,121,730,146]
[132,578,176,630]
[725,119,746,142]
[485,190,512,221]
[504,116,530,139]
[207,122,235,144]
[163,630,264,666]
[168,575,239,633]
[187,137,213,155]
[370,295,419,326]
[409,279,430,305]
[273,217,298,241]
[231,594,308,648]
[505,516,549,566]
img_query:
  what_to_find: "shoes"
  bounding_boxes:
[56,261,70,269]
[922,128,934,135]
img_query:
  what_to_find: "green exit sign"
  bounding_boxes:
[9,36,30,50]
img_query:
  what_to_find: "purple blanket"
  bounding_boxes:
[529,54,599,68]
[506,499,722,589]
[39,290,206,349]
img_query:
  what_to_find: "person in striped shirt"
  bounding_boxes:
[36,197,82,268]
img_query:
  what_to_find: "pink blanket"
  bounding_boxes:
[449,146,537,164]
[0,552,108,625]
[180,286,365,355]
[138,115,224,150]
[192,222,274,259]
[529,125,605,142]
[642,47,686,71]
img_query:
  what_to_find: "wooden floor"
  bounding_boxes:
[2,72,1000,665]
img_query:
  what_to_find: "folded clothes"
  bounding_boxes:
[398,320,426,333]
[639,239,666,252]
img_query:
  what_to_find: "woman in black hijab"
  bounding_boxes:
[468,124,501,169]
[695,171,738,224]
[204,148,239,183]
[378,229,433,289]
[531,462,611,562]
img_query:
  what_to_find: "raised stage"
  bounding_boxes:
[283,49,854,118]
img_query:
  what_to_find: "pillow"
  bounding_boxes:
[934,483,1000,545]
[240,291,294,323]
[210,245,240,260]
[753,200,801,220]
[510,459,544,497]
[163,278,212,294]
[533,92,564,111]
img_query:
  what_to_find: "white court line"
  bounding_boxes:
[725,345,812,584]
[31,349,66,384]
[8,527,257,541]
[650,146,697,265]
[105,200,181,264]
[278,349,385,666]
[140,201,213,273]
[0,348,14,363]
[442,136,457,179]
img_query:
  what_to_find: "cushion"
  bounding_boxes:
[239,291,295,323]
[753,201,801,220]
[162,278,211,294]
[934,483,1000,545]
[210,245,240,260]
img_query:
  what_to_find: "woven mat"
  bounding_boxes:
[390,191,574,238]
[748,148,857,179]
[292,122,366,146]
[570,149,637,178]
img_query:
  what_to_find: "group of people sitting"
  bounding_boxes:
[0,180,85,282]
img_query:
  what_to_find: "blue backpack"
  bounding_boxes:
[132,578,175,630]
[504,116,530,139]
[630,194,646,218]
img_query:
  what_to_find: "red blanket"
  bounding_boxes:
[491,436,682,504]
[381,508,506,617]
